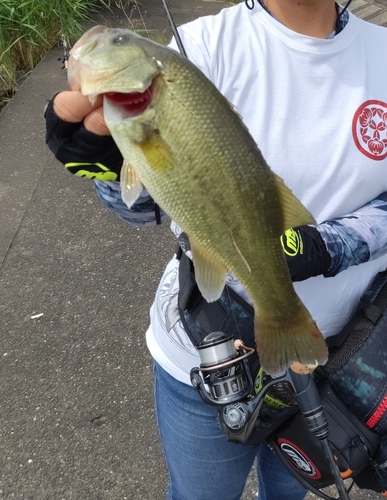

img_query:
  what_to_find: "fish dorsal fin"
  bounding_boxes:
[190,240,227,303]
[274,173,316,230]
[120,160,143,208]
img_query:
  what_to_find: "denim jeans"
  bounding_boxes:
[154,362,307,500]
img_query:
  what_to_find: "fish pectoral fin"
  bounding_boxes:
[120,160,143,208]
[274,173,316,229]
[190,241,227,303]
[140,133,173,172]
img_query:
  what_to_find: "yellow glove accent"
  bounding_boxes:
[65,162,118,181]
[280,228,303,257]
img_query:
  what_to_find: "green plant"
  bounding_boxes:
[0,28,17,92]
[0,0,107,93]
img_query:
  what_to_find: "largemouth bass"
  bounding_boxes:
[68,26,328,376]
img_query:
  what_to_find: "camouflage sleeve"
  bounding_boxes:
[94,180,167,227]
[318,193,387,277]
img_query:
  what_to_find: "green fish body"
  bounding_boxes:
[68,26,328,375]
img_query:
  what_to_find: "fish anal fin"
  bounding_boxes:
[120,160,143,208]
[274,173,316,230]
[139,133,173,172]
[190,241,227,302]
[255,307,328,377]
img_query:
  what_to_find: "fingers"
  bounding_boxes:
[84,106,110,136]
[53,91,110,136]
[53,91,102,121]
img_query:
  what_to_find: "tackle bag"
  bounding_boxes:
[271,268,387,494]
[177,238,387,493]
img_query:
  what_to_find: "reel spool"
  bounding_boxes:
[190,332,255,406]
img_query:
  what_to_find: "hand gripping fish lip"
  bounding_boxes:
[104,85,153,117]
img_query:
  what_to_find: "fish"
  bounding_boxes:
[68,25,328,376]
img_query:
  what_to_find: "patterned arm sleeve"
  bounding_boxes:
[94,180,167,227]
[318,193,387,277]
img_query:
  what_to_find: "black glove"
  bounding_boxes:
[44,96,123,181]
[281,225,331,282]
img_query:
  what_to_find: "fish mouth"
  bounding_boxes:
[104,86,152,117]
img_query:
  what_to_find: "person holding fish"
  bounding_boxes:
[45,0,387,498]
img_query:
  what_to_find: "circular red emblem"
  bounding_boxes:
[352,100,387,161]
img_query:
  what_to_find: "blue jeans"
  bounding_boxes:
[154,362,307,500]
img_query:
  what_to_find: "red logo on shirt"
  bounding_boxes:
[352,100,387,161]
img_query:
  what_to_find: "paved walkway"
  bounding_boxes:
[0,1,386,499]
[350,0,387,25]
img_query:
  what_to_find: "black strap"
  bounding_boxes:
[154,203,162,225]
[320,268,387,375]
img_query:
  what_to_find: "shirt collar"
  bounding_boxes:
[256,0,349,38]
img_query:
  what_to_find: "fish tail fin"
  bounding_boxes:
[255,310,328,377]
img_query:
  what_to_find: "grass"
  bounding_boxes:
[0,0,166,97]
[0,0,109,93]
[0,0,237,98]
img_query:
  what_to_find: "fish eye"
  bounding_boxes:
[111,33,130,46]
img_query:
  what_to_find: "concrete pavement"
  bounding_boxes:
[350,0,387,26]
[0,1,386,499]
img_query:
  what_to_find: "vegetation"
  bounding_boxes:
[0,0,110,94]
[0,0,216,103]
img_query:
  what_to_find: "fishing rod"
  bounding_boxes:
[159,1,351,498]
[56,0,69,69]
[161,0,187,57]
